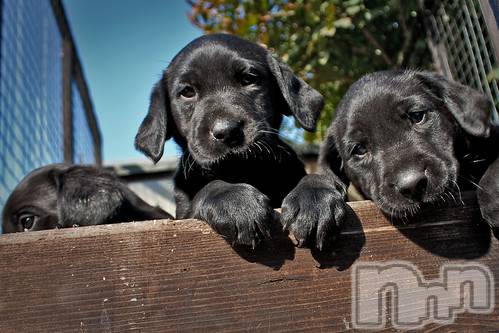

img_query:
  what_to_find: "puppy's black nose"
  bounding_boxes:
[397,170,428,201]
[211,119,244,146]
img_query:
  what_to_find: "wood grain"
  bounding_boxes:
[0,193,497,332]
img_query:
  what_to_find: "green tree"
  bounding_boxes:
[187,0,431,142]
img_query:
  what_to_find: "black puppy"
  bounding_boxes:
[135,34,323,247]
[2,164,172,233]
[283,70,498,245]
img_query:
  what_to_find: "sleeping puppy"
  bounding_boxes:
[2,164,172,233]
[135,34,323,247]
[282,70,498,245]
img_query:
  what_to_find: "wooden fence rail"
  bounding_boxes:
[0,192,498,332]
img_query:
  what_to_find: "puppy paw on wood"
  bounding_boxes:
[192,181,274,248]
[281,174,348,251]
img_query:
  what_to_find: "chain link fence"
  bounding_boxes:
[423,0,499,122]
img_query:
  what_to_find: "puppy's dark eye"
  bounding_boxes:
[240,73,259,86]
[179,86,196,99]
[351,143,367,157]
[18,214,37,231]
[408,110,426,124]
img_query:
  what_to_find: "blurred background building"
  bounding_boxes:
[0,0,101,229]
[107,158,178,217]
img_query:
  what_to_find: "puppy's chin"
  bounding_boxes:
[187,142,252,167]
[187,130,275,166]
[373,175,459,219]
[375,200,423,219]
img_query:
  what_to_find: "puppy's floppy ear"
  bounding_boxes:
[417,72,493,138]
[52,168,124,227]
[135,80,172,163]
[267,54,324,131]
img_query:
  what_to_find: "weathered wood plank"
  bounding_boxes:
[0,193,497,332]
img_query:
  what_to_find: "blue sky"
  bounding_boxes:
[63,0,201,164]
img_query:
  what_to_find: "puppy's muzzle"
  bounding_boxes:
[210,118,245,147]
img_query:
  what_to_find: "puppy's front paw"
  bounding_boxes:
[194,181,274,248]
[281,174,347,250]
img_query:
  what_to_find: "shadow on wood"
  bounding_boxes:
[231,223,296,270]
[390,194,492,259]
[310,205,365,271]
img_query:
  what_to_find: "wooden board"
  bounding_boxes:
[0,193,498,332]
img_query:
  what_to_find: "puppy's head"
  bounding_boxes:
[324,70,492,216]
[2,164,69,232]
[135,33,324,165]
[2,164,171,233]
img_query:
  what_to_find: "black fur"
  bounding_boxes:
[2,164,172,233]
[286,70,498,235]
[134,34,324,247]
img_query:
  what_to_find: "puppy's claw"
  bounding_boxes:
[289,233,299,246]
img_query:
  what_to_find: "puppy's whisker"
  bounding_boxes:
[442,191,451,200]
[450,180,465,205]
[255,141,263,153]
[255,128,283,142]
[260,140,272,156]
[263,140,278,162]
[255,121,278,131]
[263,128,281,134]
[438,194,446,205]
[462,153,473,159]
[182,153,191,179]
[187,153,196,175]
[277,144,292,156]
[258,130,280,136]
[448,191,458,205]
[458,175,485,191]
[469,158,488,164]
